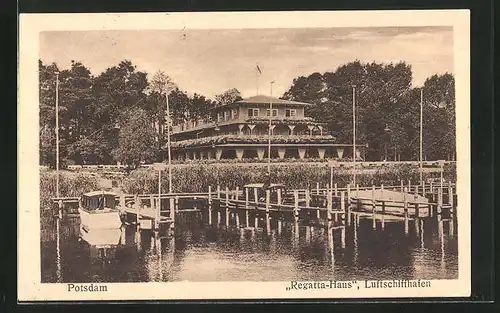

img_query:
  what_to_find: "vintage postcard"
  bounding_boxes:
[18,10,470,301]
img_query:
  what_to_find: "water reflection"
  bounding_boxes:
[41,209,458,283]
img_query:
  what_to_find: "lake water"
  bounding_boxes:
[40,210,458,283]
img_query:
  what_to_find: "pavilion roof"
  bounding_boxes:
[213,95,313,110]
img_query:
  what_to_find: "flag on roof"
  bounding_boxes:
[256,64,262,75]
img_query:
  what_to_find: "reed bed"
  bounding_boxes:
[40,169,100,208]
[122,163,457,194]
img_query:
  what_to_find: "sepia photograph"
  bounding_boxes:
[18,10,471,301]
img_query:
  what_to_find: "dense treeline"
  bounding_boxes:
[39,60,221,167]
[282,61,455,161]
[39,59,455,167]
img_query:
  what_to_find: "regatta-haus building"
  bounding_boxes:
[168,95,364,161]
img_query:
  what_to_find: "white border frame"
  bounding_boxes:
[18,10,470,301]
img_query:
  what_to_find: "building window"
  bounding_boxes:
[266,109,278,117]
[231,109,237,119]
[285,109,296,117]
[248,108,259,117]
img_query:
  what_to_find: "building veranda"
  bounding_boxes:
[167,95,364,161]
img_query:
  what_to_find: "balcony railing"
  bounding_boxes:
[169,134,337,148]
[172,116,323,134]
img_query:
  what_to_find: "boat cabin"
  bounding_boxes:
[81,191,118,211]
[243,183,288,204]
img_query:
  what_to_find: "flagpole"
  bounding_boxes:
[256,64,260,95]
[268,81,274,178]
[166,89,172,193]
[55,71,60,198]
[352,85,356,189]
[256,68,259,95]
[420,88,423,185]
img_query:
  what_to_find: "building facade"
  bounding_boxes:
[168,95,364,161]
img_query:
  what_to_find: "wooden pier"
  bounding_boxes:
[51,179,457,240]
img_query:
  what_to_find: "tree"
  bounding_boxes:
[283,61,415,161]
[39,60,60,166]
[189,93,216,122]
[91,60,149,160]
[421,73,455,160]
[215,88,243,105]
[112,108,158,168]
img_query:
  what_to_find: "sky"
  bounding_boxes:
[39,26,453,100]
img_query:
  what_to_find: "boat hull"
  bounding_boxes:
[79,225,122,246]
[78,207,122,230]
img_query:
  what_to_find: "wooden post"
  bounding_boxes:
[236,212,240,228]
[340,226,346,249]
[225,187,230,226]
[381,208,385,230]
[217,211,221,226]
[265,189,271,233]
[356,184,360,196]
[437,184,443,215]
[217,185,221,198]
[254,216,259,228]
[245,188,249,209]
[408,180,411,192]
[254,188,258,203]
[208,186,213,225]
[245,187,249,227]
[347,184,351,202]
[448,181,453,208]
[341,191,347,226]
[156,197,161,230]
[414,186,420,218]
[277,188,282,204]
[371,185,376,229]
[305,189,310,207]
[245,209,250,228]
[422,180,426,195]
[400,180,404,193]
[134,195,139,225]
[334,183,338,196]
[293,190,299,223]
[58,200,63,219]
[316,182,320,195]
[327,189,333,221]
[235,186,239,201]
[403,187,409,235]
[119,193,125,209]
[149,195,154,209]
[429,181,433,195]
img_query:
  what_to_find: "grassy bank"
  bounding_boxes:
[40,169,100,208]
[122,163,457,194]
